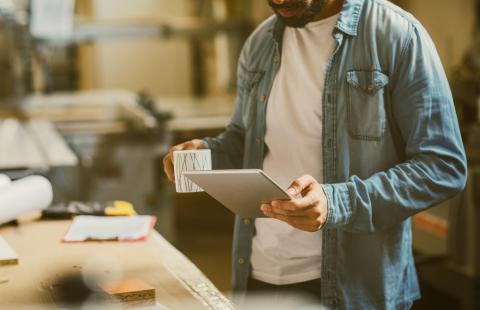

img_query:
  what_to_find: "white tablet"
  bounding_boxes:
[183,169,292,218]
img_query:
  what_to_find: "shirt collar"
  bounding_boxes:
[335,0,364,36]
[270,0,365,43]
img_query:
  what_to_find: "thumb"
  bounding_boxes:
[287,175,316,196]
[286,187,297,196]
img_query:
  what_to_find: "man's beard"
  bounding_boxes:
[268,0,326,28]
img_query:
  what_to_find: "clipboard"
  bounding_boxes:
[183,169,292,218]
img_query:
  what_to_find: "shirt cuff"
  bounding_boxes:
[322,182,354,228]
[201,138,211,149]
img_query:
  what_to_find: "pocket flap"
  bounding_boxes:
[347,70,389,94]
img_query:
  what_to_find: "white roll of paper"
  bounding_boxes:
[0,174,11,188]
[0,175,53,225]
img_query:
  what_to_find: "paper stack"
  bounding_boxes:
[63,216,155,242]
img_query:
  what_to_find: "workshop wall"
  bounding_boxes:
[78,0,193,96]
[395,0,476,77]
[77,0,476,96]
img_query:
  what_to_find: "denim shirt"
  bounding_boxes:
[204,0,467,308]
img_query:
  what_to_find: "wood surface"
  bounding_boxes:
[0,219,234,310]
[0,236,18,266]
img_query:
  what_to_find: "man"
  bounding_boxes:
[163,0,467,308]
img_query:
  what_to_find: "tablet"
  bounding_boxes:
[183,169,291,218]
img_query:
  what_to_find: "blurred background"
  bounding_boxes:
[0,0,479,309]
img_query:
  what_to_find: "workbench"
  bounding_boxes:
[0,218,234,309]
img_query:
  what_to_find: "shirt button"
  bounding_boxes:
[244,218,251,225]
[260,95,266,102]
[238,257,245,265]
[273,55,280,63]
[367,84,374,93]
[255,137,261,145]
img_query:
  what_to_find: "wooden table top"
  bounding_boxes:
[0,218,234,310]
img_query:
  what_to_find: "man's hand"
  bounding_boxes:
[162,139,207,182]
[261,175,329,232]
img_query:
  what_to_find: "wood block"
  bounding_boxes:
[100,279,155,306]
[0,235,18,266]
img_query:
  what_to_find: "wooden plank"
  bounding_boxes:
[0,235,18,266]
[101,278,156,306]
[0,219,234,309]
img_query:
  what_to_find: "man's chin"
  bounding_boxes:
[276,14,310,28]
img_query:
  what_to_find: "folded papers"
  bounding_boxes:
[63,215,155,242]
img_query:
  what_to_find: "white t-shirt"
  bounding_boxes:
[250,14,339,285]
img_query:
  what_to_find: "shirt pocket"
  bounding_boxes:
[346,70,389,140]
[238,70,264,127]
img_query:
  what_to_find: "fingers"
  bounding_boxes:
[163,142,187,182]
[286,174,317,196]
[261,176,328,232]
[271,188,321,213]
[262,200,321,217]
[275,194,319,211]
[162,139,206,183]
[162,153,175,182]
[261,203,306,216]
[167,139,206,159]
[169,141,191,153]
[262,208,323,232]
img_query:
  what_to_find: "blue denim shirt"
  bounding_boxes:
[204,0,467,308]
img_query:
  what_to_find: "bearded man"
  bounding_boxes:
[163,0,467,308]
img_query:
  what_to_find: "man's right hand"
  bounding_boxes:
[162,139,207,183]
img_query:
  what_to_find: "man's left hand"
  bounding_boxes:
[261,175,329,232]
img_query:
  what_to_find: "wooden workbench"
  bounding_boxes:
[0,218,234,309]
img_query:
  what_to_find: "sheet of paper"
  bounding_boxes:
[0,235,18,265]
[63,216,154,242]
[0,174,10,188]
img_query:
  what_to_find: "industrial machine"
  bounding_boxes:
[0,0,252,241]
